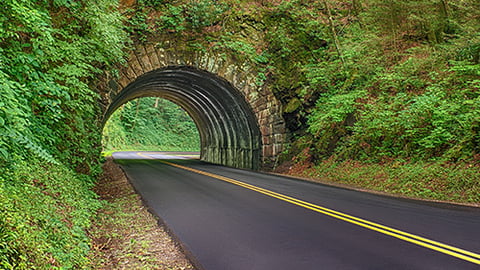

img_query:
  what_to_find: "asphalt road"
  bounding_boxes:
[113,151,480,270]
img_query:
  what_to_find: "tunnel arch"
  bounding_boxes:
[104,66,262,169]
[98,42,287,170]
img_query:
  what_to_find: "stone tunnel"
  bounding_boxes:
[98,41,287,170]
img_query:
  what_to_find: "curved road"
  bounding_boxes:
[113,151,480,270]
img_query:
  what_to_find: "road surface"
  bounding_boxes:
[112,151,480,270]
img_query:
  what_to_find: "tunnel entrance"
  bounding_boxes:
[103,66,261,170]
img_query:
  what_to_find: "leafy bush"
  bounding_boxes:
[1,158,101,268]
[185,0,229,29]
[158,4,187,32]
[0,0,127,267]
[301,0,480,164]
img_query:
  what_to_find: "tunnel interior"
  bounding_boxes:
[103,66,262,170]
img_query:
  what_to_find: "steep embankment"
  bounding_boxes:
[0,0,127,268]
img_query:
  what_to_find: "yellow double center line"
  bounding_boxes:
[137,152,480,265]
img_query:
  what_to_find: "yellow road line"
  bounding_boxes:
[136,152,480,265]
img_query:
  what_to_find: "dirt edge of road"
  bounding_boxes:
[89,157,197,269]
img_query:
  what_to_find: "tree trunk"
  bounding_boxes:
[131,99,141,131]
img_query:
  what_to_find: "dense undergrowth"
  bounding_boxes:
[1,0,480,268]
[1,159,101,268]
[0,0,127,268]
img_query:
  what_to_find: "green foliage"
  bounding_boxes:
[296,158,480,203]
[262,1,329,96]
[138,0,169,8]
[0,0,127,268]
[299,0,480,163]
[360,0,455,44]
[126,10,151,42]
[158,4,187,32]
[0,205,25,269]
[127,0,229,41]
[0,0,127,170]
[309,90,365,130]
[1,158,101,268]
[103,98,200,152]
[185,0,229,29]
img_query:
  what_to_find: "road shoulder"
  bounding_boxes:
[88,157,196,269]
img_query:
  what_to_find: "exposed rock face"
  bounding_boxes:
[97,39,286,170]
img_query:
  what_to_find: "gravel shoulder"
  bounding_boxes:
[89,158,196,269]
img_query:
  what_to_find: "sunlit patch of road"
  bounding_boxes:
[112,151,200,160]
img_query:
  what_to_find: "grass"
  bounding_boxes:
[287,157,480,205]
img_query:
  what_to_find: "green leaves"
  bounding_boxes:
[158,4,186,32]
[0,0,127,268]
[185,0,229,29]
[296,0,480,163]
[0,158,101,269]
[103,98,200,152]
[308,90,365,135]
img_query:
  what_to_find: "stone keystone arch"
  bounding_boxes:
[98,42,286,170]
